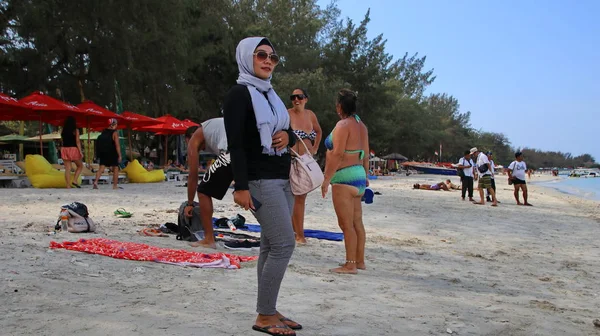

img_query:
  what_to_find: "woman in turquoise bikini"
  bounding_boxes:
[321,89,369,274]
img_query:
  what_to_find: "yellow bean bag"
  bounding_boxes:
[25,155,82,188]
[122,160,165,183]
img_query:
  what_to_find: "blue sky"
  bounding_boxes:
[318,0,599,160]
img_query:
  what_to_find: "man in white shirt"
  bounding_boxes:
[184,118,231,248]
[457,150,475,201]
[472,147,498,206]
[507,151,532,206]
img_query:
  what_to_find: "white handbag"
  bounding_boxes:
[289,133,324,195]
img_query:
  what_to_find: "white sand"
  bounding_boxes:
[1,174,599,335]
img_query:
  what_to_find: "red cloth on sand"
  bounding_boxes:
[50,238,257,269]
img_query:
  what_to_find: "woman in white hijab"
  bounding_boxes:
[223,37,301,336]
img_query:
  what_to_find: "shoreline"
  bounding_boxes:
[531,176,600,202]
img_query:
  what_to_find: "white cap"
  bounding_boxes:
[469,147,478,154]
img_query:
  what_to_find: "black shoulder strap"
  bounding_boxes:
[83,217,90,233]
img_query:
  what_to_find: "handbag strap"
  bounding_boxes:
[289,131,312,158]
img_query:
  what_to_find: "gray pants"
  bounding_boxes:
[249,179,295,315]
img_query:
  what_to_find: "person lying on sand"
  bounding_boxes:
[413,182,450,191]
[445,179,461,190]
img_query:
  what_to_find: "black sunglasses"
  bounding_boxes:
[290,94,307,101]
[254,51,280,64]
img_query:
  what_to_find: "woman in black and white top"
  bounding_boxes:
[223,37,301,335]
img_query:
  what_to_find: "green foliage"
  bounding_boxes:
[519,148,596,170]
[0,0,594,167]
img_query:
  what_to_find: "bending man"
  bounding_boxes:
[185,118,231,249]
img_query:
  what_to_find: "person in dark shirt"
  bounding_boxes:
[93,118,122,190]
[60,116,83,188]
[223,36,300,336]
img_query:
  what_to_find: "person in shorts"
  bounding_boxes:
[94,118,122,190]
[413,182,450,191]
[184,118,231,249]
[60,116,84,188]
[508,151,532,206]
[472,147,498,206]
[486,152,500,203]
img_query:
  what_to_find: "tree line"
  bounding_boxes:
[0,0,595,168]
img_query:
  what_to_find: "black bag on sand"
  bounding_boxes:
[176,201,202,242]
[64,202,89,218]
[215,214,246,229]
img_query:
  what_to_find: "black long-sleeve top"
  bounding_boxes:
[223,84,296,191]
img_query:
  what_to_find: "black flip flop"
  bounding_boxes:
[71,183,81,188]
[252,324,294,336]
[279,318,302,330]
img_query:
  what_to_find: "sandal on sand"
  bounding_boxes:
[138,228,168,237]
[71,183,81,188]
[252,325,295,336]
[279,318,302,330]
[114,208,133,218]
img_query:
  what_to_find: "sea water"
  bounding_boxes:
[536,177,600,201]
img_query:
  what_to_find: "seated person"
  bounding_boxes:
[164,159,179,171]
[146,161,155,171]
[176,163,189,173]
[413,182,450,191]
[445,179,461,190]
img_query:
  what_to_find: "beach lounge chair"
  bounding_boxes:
[78,163,127,185]
[78,165,105,185]
[121,160,164,183]
[0,160,29,187]
[24,155,81,188]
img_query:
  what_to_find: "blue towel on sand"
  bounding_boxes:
[212,217,343,242]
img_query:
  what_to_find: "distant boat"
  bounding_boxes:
[403,162,458,176]
[570,168,600,178]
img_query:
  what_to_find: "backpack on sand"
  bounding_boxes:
[176,201,202,242]
[56,202,96,233]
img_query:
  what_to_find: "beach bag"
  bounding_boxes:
[56,202,96,233]
[63,202,89,218]
[477,163,489,174]
[176,201,202,242]
[289,133,324,195]
[67,211,96,233]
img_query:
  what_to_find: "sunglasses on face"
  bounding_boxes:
[290,94,307,101]
[254,51,280,65]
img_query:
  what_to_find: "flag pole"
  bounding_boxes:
[128,128,134,162]
[38,116,43,155]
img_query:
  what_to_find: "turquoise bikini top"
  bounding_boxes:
[324,114,364,160]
